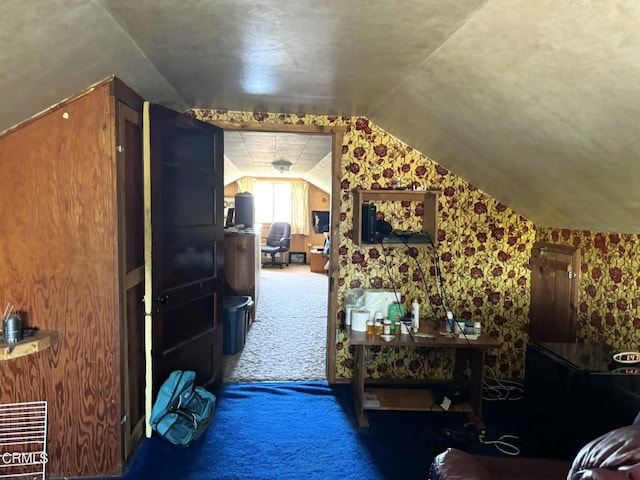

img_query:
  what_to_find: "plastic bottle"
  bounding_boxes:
[411,299,420,332]
[383,320,391,335]
[474,321,481,336]
[366,319,374,336]
[445,311,454,333]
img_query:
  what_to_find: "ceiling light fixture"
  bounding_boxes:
[271,159,293,173]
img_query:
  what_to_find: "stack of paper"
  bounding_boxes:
[363,392,381,409]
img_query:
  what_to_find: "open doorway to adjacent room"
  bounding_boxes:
[215,122,343,384]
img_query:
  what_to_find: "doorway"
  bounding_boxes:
[223,263,329,381]
[213,121,344,383]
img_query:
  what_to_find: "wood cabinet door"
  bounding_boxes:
[529,242,581,343]
[143,102,224,428]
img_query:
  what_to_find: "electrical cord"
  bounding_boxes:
[378,233,471,349]
[389,236,473,347]
[479,432,520,456]
[378,240,403,308]
[440,423,520,455]
[482,366,524,401]
[394,236,440,328]
[430,245,453,319]
[430,246,473,348]
[476,366,522,455]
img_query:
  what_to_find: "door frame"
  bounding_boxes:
[211,120,345,383]
[115,100,145,459]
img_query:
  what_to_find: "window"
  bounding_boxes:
[254,181,291,223]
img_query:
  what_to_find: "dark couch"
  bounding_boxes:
[429,423,640,479]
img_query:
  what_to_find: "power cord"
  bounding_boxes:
[394,236,440,328]
[439,424,521,455]
[479,432,520,456]
[482,366,524,401]
[378,240,404,308]
[430,245,453,320]
[478,366,523,455]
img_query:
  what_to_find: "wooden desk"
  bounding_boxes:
[348,324,499,427]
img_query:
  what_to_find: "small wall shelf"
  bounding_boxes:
[0,330,59,360]
[352,189,439,246]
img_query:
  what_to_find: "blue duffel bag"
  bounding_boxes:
[149,370,217,446]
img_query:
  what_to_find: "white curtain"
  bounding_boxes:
[236,177,256,193]
[290,181,309,235]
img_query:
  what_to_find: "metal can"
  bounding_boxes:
[3,314,22,344]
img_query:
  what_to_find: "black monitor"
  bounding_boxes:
[225,207,235,227]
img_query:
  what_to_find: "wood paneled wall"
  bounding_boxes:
[0,84,122,477]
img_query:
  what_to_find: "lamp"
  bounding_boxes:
[271,159,292,173]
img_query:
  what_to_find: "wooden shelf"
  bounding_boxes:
[0,330,59,360]
[352,189,439,246]
[364,388,472,413]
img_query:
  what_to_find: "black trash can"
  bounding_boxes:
[223,296,254,355]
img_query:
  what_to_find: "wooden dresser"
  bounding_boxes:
[224,231,261,321]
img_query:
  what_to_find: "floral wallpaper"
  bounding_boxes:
[536,228,640,351]
[191,109,537,379]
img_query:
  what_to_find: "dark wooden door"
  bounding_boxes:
[117,101,146,459]
[143,103,225,407]
[529,242,581,343]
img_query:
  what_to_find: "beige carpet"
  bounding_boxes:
[223,264,328,382]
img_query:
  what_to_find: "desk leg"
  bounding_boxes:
[351,344,369,427]
[454,348,486,427]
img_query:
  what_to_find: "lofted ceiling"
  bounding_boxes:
[2,1,640,233]
[224,131,333,193]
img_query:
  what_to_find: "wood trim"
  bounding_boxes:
[111,77,144,112]
[0,76,116,139]
[531,241,579,257]
[211,120,345,136]
[327,127,344,383]
[142,101,154,438]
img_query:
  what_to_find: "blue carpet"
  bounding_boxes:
[113,381,518,480]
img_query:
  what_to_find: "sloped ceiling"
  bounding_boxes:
[224,131,333,193]
[2,0,640,233]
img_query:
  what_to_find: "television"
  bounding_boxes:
[225,207,235,227]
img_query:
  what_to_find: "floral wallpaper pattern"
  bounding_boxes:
[536,228,640,351]
[191,109,537,379]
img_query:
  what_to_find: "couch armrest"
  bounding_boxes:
[569,424,640,480]
[430,448,570,480]
[429,448,492,480]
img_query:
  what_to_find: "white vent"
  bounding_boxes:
[0,401,48,479]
